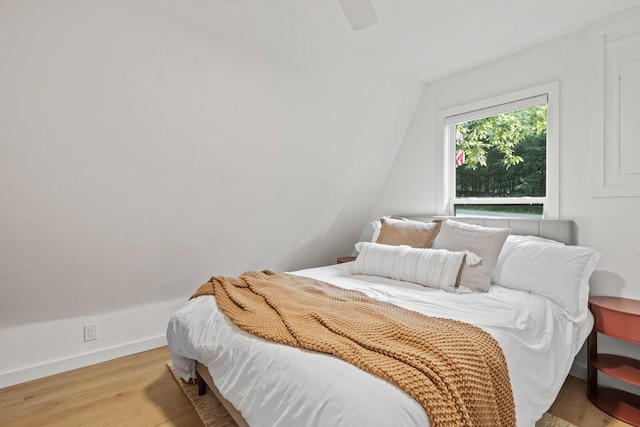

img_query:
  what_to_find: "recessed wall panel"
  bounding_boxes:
[619,59,640,176]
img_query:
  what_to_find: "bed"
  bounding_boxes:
[167,217,599,427]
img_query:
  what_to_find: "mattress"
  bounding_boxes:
[167,262,593,427]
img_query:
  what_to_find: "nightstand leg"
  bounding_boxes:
[587,328,597,396]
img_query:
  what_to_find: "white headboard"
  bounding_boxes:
[401,216,577,245]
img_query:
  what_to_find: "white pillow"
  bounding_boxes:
[492,238,600,322]
[507,234,565,245]
[370,220,382,242]
[432,219,510,292]
[352,242,470,291]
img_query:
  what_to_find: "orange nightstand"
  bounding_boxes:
[588,296,640,426]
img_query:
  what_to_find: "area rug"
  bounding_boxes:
[167,361,576,427]
[167,361,238,427]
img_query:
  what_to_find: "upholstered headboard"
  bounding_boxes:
[398,216,577,245]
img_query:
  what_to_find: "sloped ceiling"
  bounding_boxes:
[264,0,640,81]
[0,0,423,327]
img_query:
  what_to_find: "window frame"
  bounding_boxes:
[436,82,559,219]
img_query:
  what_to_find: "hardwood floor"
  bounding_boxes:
[0,346,631,426]
[547,376,631,427]
[0,347,202,427]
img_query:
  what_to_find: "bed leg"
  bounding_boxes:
[197,370,207,396]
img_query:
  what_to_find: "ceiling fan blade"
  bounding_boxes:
[337,0,378,31]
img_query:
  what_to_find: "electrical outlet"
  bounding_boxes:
[84,323,98,342]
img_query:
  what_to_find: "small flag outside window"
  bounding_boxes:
[455,150,465,168]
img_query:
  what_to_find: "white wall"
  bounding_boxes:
[370,26,640,383]
[0,0,423,387]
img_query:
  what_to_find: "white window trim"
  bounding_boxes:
[436,82,559,218]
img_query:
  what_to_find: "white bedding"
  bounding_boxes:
[167,263,593,427]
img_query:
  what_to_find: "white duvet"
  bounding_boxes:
[167,263,592,427]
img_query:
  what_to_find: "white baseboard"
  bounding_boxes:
[0,335,167,389]
[0,298,185,389]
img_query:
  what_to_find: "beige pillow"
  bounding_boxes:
[376,217,440,248]
[432,219,510,292]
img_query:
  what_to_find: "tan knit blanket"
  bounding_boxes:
[191,271,516,427]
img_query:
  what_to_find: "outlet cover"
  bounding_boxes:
[84,323,98,342]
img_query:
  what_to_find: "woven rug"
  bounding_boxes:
[167,362,238,427]
[167,361,576,427]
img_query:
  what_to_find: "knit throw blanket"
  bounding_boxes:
[191,270,516,427]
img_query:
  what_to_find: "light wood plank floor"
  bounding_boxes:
[0,346,632,426]
[0,347,202,427]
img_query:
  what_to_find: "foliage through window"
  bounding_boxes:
[445,96,550,218]
[456,104,546,196]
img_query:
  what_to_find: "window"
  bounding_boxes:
[437,82,559,218]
